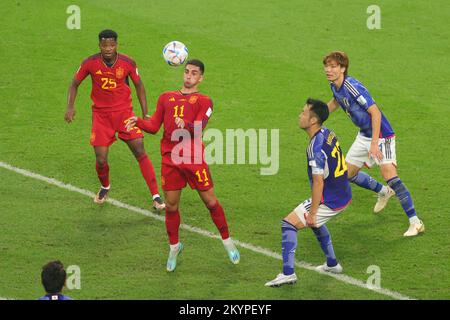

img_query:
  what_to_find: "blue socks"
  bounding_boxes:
[281,220,297,276]
[349,171,383,193]
[312,225,338,267]
[387,176,417,219]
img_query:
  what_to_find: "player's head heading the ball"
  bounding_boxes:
[185,59,205,74]
[41,260,67,294]
[98,29,118,42]
[183,59,205,90]
[323,51,349,76]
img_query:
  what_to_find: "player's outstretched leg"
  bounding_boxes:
[387,176,425,237]
[312,225,343,274]
[349,171,395,213]
[265,220,298,287]
[207,201,240,264]
[165,208,182,272]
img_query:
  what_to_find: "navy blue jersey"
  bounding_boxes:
[307,127,352,210]
[38,294,72,300]
[330,76,395,138]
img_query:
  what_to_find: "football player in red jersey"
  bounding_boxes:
[126,60,240,272]
[64,30,165,211]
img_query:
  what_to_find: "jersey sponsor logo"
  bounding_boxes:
[189,95,198,104]
[116,67,124,79]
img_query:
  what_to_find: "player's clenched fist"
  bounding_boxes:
[65,109,76,123]
[125,116,138,131]
[174,117,185,129]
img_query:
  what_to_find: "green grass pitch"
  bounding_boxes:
[1,0,449,300]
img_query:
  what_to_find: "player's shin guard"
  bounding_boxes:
[349,171,383,193]
[312,225,338,267]
[137,154,159,196]
[165,209,180,245]
[207,201,230,240]
[281,220,298,276]
[95,162,110,188]
[387,176,417,218]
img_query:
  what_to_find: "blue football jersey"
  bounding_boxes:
[330,76,395,138]
[307,127,352,210]
[38,294,72,300]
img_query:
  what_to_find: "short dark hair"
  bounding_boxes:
[186,59,205,74]
[41,260,67,294]
[98,29,118,42]
[306,98,329,124]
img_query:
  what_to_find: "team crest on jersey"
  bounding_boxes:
[116,67,124,79]
[189,96,198,104]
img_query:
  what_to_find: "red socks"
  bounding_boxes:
[95,162,110,188]
[137,154,159,196]
[165,209,181,245]
[208,201,230,240]
[165,202,229,245]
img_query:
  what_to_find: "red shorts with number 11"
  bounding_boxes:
[90,108,143,146]
[161,155,214,191]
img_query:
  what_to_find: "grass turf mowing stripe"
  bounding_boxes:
[0,161,415,300]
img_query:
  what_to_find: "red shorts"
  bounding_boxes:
[90,108,144,146]
[161,155,214,191]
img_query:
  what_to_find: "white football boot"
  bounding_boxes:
[403,220,425,237]
[315,262,343,274]
[223,238,240,264]
[94,186,110,204]
[265,273,297,287]
[166,242,184,272]
[152,196,166,211]
[374,186,396,213]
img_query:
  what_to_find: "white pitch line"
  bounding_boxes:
[0,161,415,300]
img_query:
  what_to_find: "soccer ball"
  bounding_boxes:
[162,41,188,66]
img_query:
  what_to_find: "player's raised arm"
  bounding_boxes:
[65,78,82,123]
[327,98,339,113]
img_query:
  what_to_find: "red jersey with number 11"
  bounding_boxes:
[137,91,213,161]
[75,53,141,113]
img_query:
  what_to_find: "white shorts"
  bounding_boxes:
[346,133,397,168]
[293,199,346,228]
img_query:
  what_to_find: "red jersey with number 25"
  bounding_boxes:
[75,53,140,113]
[137,91,213,160]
